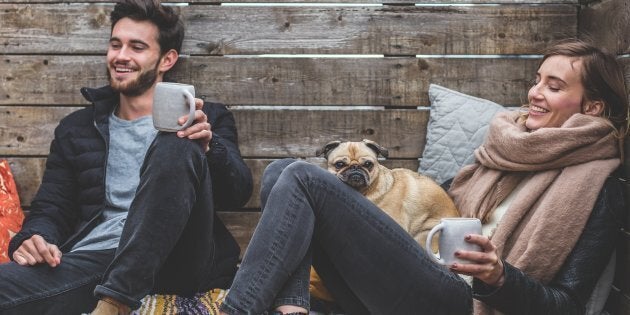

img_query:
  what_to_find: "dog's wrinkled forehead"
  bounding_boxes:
[317,139,388,160]
[328,142,378,163]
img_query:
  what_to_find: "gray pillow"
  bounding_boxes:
[419,84,508,184]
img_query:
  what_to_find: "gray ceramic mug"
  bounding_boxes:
[426,218,482,265]
[152,82,196,132]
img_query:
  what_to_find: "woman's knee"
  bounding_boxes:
[261,159,298,207]
[260,159,325,207]
[262,159,298,183]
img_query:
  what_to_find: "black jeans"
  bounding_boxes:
[0,133,220,314]
[221,159,472,315]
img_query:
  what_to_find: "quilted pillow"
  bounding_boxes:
[419,84,508,184]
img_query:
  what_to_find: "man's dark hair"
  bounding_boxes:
[110,0,185,55]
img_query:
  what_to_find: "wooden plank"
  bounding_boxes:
[233,108,428,158]
[0,106,79,155]
[0,55,540,107]
[217,211,260,257]
[0,0,579,4]
[7,157,419,208]
[0,106,428,156]
[0,4,576,55]
[622,57,630,179]
[3,158,46,209]
[579,0,630,55]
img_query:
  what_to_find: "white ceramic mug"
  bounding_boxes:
[152,82,196,132]
[425,218,482,265]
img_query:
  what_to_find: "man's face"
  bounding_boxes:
[107,17,162,96]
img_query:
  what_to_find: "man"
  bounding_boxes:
[0,0,252,314]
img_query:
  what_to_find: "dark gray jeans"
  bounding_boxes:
[0,133,221,314]
[221,159,472,315]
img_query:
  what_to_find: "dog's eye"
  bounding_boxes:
[363,161,373,169]
[334,161,346,169]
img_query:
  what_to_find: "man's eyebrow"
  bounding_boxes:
[129,39,149,47]
[108,37,149,47]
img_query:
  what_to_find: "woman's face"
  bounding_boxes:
[525,55,591,130]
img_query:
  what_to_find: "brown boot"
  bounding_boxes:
[91,297,132,315]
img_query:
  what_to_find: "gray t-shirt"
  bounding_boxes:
[71,113,157,252]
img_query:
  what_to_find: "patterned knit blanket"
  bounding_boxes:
[132,289,228,315]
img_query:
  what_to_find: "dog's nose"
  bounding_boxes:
[347,171,367,188]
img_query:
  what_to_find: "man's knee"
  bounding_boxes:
[151,132,204,157]
[144,133,206,174]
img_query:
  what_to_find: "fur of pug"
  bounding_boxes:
[309,139,460,301]
[316,139,460,248]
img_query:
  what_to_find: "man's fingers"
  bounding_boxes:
[47,244,62,267]
[14,235,61,267]
[21,239,45,263]
[13,251,28,265]
[33,236,54,263]
[14,250,37,265]
[195,98,204,110]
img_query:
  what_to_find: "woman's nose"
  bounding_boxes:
[528,83,542,100]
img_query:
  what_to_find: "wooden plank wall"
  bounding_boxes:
[0,0,577,249]
[6,0,627,313]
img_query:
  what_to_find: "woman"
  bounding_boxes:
[219,39,628,315]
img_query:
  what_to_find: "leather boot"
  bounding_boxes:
[91,297,132,315]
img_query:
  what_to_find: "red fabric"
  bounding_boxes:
[0,160,25,263]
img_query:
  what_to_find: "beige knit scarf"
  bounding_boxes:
[448,111,620,314]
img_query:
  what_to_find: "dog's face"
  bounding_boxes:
[316,140,388,191]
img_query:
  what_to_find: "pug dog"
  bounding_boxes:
[309,139,461,302]
[315,139,460,250]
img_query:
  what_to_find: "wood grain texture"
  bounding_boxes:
[0,106,78,155]
[0,106,430,157]
[0,4,576,55]
[1,55,539,107]
[216,211,260,256]
[0,0,578,3]
[579,0,630,54]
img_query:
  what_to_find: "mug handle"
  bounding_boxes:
[179,90,196,129]
[425,222,444,264]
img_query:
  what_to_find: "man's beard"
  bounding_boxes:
[107,62,159,96]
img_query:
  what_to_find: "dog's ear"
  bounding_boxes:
[316,141,342,158]
[362,139,389,158]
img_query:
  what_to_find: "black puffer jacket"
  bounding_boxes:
[9,86,253,275]
[472,173,626,314]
